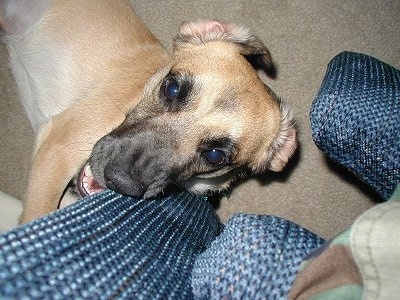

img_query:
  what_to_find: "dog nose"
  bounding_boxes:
[91,127,177,199]
[103,163,146,198]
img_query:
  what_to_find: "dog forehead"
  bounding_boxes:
[173,41,254,76]
[171,41,274,109]
[170,83,280,143]
[191,70,277,118]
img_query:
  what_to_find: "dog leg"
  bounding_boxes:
[20,120,90,223]
[2,0,169,222]
[19,97,129,223]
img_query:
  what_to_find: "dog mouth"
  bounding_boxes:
[77,163,105,197]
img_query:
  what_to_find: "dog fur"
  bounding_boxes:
[0,0,297,223]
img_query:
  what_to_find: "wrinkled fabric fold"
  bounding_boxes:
[310,51,400,200]
[0,190,221,299]
[192,214,324,299]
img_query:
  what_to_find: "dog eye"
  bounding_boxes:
[164,78,180,100]
[203,149,226,165]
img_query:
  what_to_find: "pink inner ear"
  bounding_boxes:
[206,20,225,34]
[190,20,226,38]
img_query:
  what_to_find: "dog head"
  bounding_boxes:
[79,20,297,199]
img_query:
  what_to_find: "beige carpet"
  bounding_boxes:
[1,0,399,238]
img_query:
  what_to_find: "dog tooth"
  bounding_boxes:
[85,164,93,177]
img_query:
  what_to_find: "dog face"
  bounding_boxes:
[79,20,297,199]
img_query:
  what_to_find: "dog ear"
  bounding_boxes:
[174,20,274,75]
[0,0,48,35]
[251,103,298,173]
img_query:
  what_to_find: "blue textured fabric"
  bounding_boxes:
[0,190,221,299]
[311,51,400,200]
[0,191,323,299]
[191,214,324,299]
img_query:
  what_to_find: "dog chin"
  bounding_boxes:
[180,175,235,195]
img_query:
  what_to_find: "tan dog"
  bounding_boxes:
[1,0,297,223]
